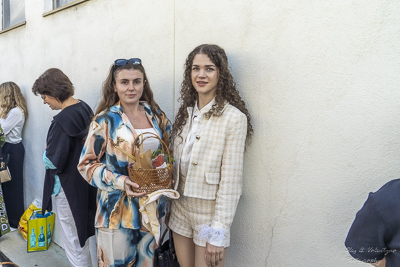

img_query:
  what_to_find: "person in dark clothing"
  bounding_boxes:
[32,68,97,267]
[345,179,400,267]
[0,81,28,229]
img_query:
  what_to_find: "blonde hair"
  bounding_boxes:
[0,82,29,119]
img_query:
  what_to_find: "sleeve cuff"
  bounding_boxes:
[196,223,228,247]
[91,164,128,190]
[114,174,128,190]
[43,151,57,169]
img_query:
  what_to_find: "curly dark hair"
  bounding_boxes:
[173,44,253,143]
[95,61,164,122]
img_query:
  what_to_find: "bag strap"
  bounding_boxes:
[168,229,175,249]
[158,227,169,244]
[0,132,3,158]
[0,262,19,267]
[0,133,9,165]
[157,228,176,251]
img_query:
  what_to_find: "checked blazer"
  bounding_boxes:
[173,102,247,234]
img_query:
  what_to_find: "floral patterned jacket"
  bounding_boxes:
[78,101,171,229]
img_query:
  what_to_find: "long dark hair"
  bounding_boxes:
[173,44,253,142]
[96,62,163,122]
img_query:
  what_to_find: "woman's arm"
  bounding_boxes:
[345,193,390,264]
[78,120,128,192]
[46,122,71,173]
[205,112,248,246]
[0,107,23,135]
[202,111,247,266]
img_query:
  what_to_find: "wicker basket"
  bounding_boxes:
[112,132,173,194]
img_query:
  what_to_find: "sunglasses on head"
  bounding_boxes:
[114,58,142,66]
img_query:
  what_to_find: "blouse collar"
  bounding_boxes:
[193,98,216,118]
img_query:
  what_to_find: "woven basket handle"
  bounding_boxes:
[109,138,137,162]
[132,132,171,163]
[109,132,171,164]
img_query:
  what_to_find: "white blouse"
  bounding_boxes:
[180,98,215,177]
[134,127,160,153]
[0,107,25,144]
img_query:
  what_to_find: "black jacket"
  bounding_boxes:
[42,100,97,247]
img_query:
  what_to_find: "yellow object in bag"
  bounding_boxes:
[18,199,41,241]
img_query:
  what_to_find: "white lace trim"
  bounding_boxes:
[195,224,227,243]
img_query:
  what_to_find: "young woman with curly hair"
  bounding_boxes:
[169,44,253,267]
[0,81,28,229]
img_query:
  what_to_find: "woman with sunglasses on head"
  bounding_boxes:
[169,44,253,267]
[0,82,28,229]
[78,58,172,266]
[32,68,97,267]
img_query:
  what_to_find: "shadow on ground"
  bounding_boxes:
[0,230,69,267]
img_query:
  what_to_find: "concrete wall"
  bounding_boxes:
[1,0,399,266]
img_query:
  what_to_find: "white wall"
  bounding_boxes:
[1,0,400,266]
[0,0,175,259]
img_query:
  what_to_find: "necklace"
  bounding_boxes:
[130,108,142,123]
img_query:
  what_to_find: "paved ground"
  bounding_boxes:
[0,230,69,267]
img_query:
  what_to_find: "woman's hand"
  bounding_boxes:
[124,178,146,197]
[205,242,224,267]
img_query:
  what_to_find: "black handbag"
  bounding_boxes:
[154,228,180,267]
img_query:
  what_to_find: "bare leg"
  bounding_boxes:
[173,232,195,267]
[195,245,227,267]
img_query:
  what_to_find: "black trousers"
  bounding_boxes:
[2,142,25,228]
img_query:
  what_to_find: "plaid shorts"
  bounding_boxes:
[169,174,230,247]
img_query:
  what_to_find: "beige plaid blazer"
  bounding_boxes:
[173,102,247,231]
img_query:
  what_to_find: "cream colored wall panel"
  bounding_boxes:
[173,1,400,266]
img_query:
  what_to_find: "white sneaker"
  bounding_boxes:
[10,227,17,232]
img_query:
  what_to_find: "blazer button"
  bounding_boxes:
[196,135,200,140]
[192,162,198,165]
